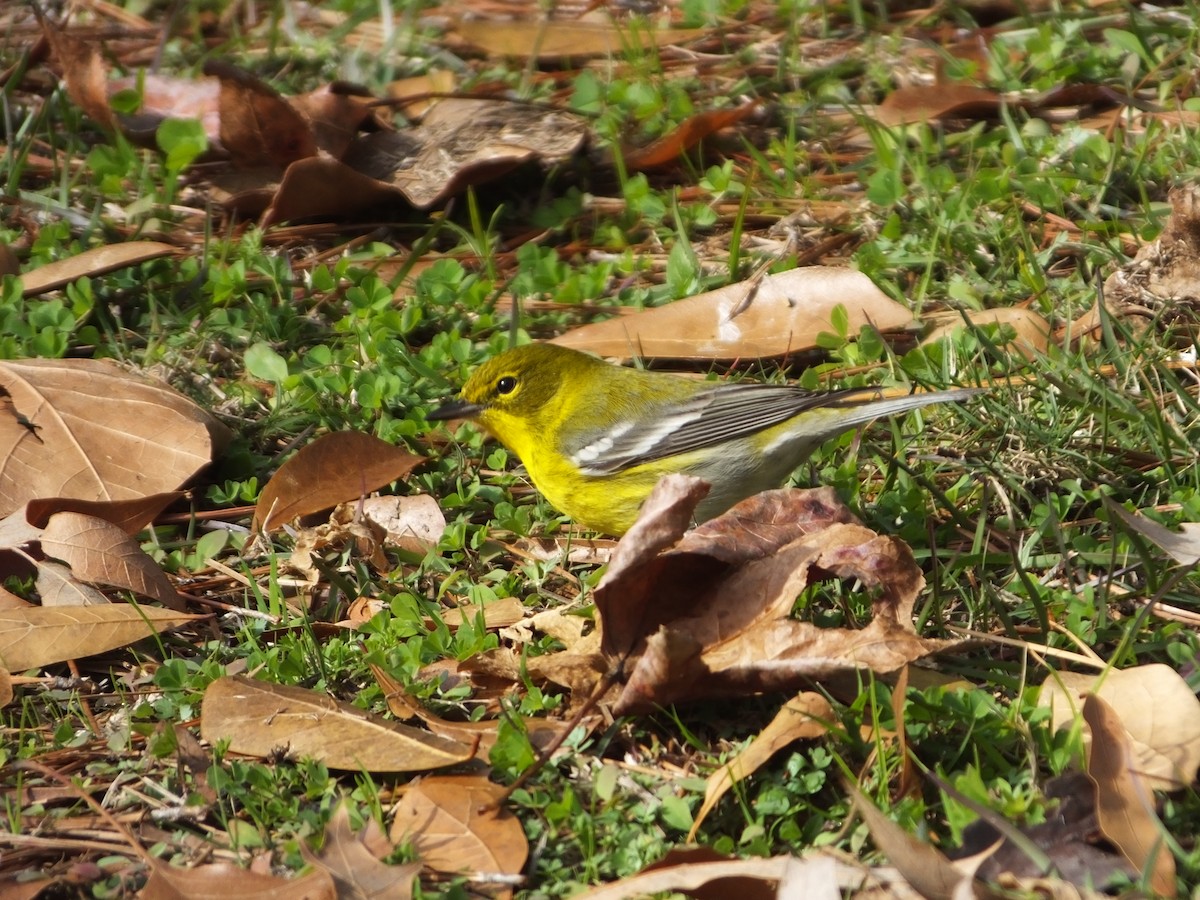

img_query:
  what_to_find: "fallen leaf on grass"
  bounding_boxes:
[0,667,12,707]
[40,511,181,609]
[875,83,1005,126]
[1038,664,1200,791]
[0,605,202,671]
[449,16,706,62]
[600,482,954,714]
[25,492,184,534]
[848,781,994,900]
[253,432,424,532]
[922,307,1051,359]
[141,859,336,900]
[39,16,116,132]
[481,480,958,713]
[206,60,318,168]
[570,848,872,900]
[199,675,474,772]
[390,775,527,878]
[1084,695,1176,897]
[19,241,177,296]
[688,692,833,840]
[1105,501,1200,566]
[623,101,759,170]
[0,359,230,516]
[439,596,526,630]
[550,266,918,360]
[302,801,419,900]
[360,494,447,553]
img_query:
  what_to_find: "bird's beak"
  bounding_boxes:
[427,398,483,421]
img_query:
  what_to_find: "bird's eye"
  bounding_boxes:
[496,375,517,395]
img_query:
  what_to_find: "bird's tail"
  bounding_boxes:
[822,386,983,431]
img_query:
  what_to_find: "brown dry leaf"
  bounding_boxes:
[1105,502,1200,566]
[253,432,423,533]
[352,98,588,210]
[1099,184,1200,335]
[204,60,318,168]
[550,267,918,360]
[389,774,527,877]
[360,495,447,553]
[623,101,759,170]
[1038,664,1200,791]
[19,241,177,297]
[301,801,419,900]
[25,492,183,534]
[141,859,337,900]
[440,596,526,630]
[1084,695,1176,897]
[370,663,420,719]
[0,243,19,278]
[0,605,201,671]
[386,70,456,119]
[0,358,230,517]
[0,667,12,707]
[39,18,117,132]
[848,781,993,900]
[875,83,1004,126]
[450,17,706,62]
[688,692,833,840]
[199,675,474,772]
[922,307,1052,359]
[34,559,109,606]
[290,83,379,161]
[598,483,954,714]
[570,849,878,900]
[41,511,182,610]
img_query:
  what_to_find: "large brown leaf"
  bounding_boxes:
[0,605,201,671]
[199,676,474,772]
[253,431,424,533]
[0,359,230,516]
[389,775,528,877]
[550,267,918,360]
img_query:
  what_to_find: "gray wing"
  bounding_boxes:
[573,382,872,475]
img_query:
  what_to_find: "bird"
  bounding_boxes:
[428,342,979,536]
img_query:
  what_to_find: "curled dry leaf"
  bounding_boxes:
[688,692,833,840]
[550,266,918,360]
[1083,695,1177,897]
[253,431,424,533]
[199,675,474,773]
[0,358,230,517]
[847,780,993,900]
[389,774,528,877]
[1038,664,1200,791]
[479,480,958,713]
[204,60,318,168]
[25,492,184,534]
[0,605,201,671]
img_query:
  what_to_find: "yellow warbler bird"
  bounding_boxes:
[428,343,979,536]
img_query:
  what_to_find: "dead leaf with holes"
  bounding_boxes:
[199,675,475,772]
[0,359,230,517]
